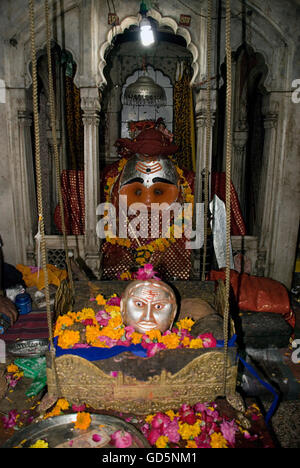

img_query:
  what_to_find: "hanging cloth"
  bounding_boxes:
[173,63,196,171]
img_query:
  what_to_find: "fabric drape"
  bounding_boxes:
[173,65,196,172]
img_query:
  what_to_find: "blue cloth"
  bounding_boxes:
[54,334,237,361]
[54,336,148,360]
[237,354,279,425]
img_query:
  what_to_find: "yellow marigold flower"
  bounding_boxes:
[86,325,101,345]
[105,306,121,318]
[181,336,191,347]
[108,315,123,329]
[29,439,49,448]
[120,271,133,280]
[44,405,61,419]
[7,364,19,374]
[155,436,169,448]
[56,398,69,411]
[165,410,178,421]
[74,412,92,431]
[131,332,143,344]
[145,329,162,342]
[186,440,197,448]
[189,338,203,349]
[54,315,74,336]
[210,432,228,448]
[176,317,195,331]
[96,294,106,306]
[77,308,96,321]
[161,333,180,349]
[98,326,124,341]
[57,330,80,349]
[145,414,155,424]
[178,422,201,440]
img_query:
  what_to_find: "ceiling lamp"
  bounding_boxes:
[123,74,167,107]
[139,1,155,46]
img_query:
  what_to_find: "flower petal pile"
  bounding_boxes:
[143,402,239,448]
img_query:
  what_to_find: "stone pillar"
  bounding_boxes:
[18,110,37,264]
[80,87,101,277]
[194,89,216,205]
[259,92,300,287]
[258,94,279,278]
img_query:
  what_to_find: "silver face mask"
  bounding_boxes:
[120,280,177,334]
[119,155,179,189]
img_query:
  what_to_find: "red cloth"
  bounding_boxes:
[211,172,246,236]
[208,269,295,329]
[1,312,50,342]
[115,128,178,156]
[54,170,85,235]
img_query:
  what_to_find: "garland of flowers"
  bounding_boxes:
[54,291,216,356]
[103,157,194,266]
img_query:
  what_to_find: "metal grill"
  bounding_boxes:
[47,248,73,270]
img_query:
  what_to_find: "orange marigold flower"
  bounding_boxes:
[145,329,162,342]
[189,338,203,349]
[86,325,101,345]
[176,317,195,331]
[210,432,228,448]
[131,332,143,344]
[43,405,61,419]
[155,435,169,448]
[186,440,197,448]
[57,330,80,349]
[7,364,19,374]
[56,398,69,411]
[161,333,181,349]
[108,315,123,329]
[181,336,191,347]
[74,412,92,431]
[95,294,106,306]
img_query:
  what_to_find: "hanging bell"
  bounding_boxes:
[123,75,167,107]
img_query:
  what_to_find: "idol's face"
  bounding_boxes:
[121,281,177,334]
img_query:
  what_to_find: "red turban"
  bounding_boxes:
[115,128,178,156]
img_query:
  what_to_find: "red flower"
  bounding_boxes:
[179,404,197,425]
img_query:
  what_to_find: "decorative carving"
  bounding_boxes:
[263,113,278,129]
[98,10,199,89]
[47,349,238,415]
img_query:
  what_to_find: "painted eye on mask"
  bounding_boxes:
[154,303,164,310]
[134,300,144,308]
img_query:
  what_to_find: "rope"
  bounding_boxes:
[223,0,233,394]
[201,0,212,281]
[44,0,74,298]
[28,0,54,353]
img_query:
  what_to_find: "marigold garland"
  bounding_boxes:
[103,157,194,266]
[54,291,217,356]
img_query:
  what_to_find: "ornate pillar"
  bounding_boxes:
[258,94,279,278]
[18,110,37,264]
[80,87,101,277]
[193,89,216,278]
[194,89,216,205]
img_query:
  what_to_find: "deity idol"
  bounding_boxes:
[120,279,177,334]
[101,120,195,281]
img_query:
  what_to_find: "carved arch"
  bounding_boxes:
[98,9,199,89]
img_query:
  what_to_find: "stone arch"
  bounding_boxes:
[98,9,199,89]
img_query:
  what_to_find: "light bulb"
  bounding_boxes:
[140,18,155,46]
